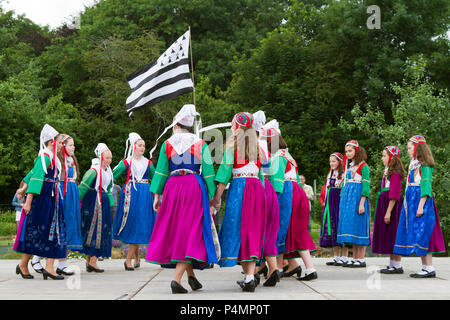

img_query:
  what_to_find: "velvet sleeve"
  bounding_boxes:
[214,146,234,185]
[420,165,433,198]
[26,156,52,195]
[388,172,401,201]
[361,164,370,198]
[78,169,97,201]
[150,142,170,195]
[201,143,217,200]
[112,160,126,181]
[269,156,287,193]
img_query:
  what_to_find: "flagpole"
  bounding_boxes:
[189,26,196,106]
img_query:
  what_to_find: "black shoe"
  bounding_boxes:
[410,269,436,278]
[349,261,366,268]
[42,269,64,280]
[134,263,140,269]
[263,270,281,287]
[171,280,188,294]
[342,260,354,267]
[282,265,302,278]
[86,264,104,273]
[326,259,338,266]
[297,271,318,281]
[282,265,289,272]
[124,261,135,271]
[16,264,34,279]
[188,276,203,291]
[31,261,43,274]
[236,280,245,288]
[380,266,404,274]
[254,273,261,286]
[56,267,75,276]
[257,265,268,278]
[242,280,257,292]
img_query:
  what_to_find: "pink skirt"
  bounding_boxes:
[284,183,316,258]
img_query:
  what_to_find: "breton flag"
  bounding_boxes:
[125,29,194,115]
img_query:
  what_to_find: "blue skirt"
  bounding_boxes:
[337,182,370,245]
[276,181,293,254]
[393,186,435,256]
[112,182,156,244]
[15,181,67,259]
[80,190,112,258]
[59,181,83,251]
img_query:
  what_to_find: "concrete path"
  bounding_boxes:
[0,257,449,300]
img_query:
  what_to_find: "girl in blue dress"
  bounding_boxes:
[112,133,157,271]
[55,134,83,276]
[337,140,371,268]
[393,135,446,277]
[79,143,114,273]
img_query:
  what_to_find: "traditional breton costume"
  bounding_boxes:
[112,133,156,245]
[265,127,316,261]
[337,140,371,255]
[372,146,403,255]
[145,104,219,269]
[14,124,67,259]
[216,112,267,269]
[79,143,114,259]
[393,136,445,277]
[320,152,344,251]
[254,112,279,262]
[58,134,83,252]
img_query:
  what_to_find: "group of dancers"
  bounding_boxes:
[12,103,445,294]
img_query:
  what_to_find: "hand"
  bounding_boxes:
[416,207,424,217]
[23,202,31,215]
[384,213,391,224]
[210,197,221,210]
[153,198,161,212]
[358,203,365,214]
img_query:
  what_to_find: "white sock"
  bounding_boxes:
[31,256,41,264]
[423,265,434,272]
[305,268,316,275]
[392,261,402,269]
[333,256,340,262]
[244,274,254,283]
[389,259,394,268]
[58,260,67,269]
[340,256,348,262]
[358,258,365,263]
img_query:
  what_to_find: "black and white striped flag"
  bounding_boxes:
[126,29,194,115]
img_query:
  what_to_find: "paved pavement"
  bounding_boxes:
[0,257,449,300]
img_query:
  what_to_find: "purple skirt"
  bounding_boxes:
[145,175,208,265]
[263,179,279,256]
[372,190,402,254]
[428,198,446,254]
[319,187,342,247]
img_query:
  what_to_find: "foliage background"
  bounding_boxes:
[0,0,448,251]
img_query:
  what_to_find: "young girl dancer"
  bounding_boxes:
[337,140,370,268]
[254,112,281,287]
[113,133,156,271]
[55,133,83,276]
[262,124,317,281]
[79,143,114,273]
[372,146,405,273]
[320,152,349,266]
[393,136,446,277]
[145,104,219,294]
[211,112,267,292]
[14,124,66,280]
